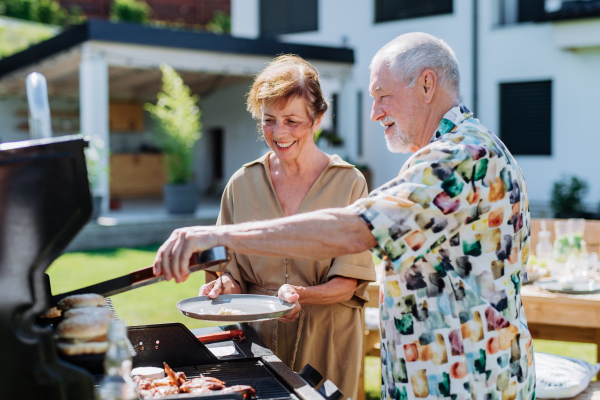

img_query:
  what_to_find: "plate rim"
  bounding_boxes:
[533,279,600,295]
[176,294,295,322]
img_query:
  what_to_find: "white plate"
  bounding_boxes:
[176,294,294,322]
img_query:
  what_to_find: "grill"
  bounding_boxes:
[0,136,340,400]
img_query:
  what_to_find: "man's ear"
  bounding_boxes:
[421,69,437,104]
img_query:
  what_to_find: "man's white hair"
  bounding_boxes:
[371,32,461,102]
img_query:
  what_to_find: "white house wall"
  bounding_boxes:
[232,0,600,211]
[479,2,600,212]
[199,79,267,187]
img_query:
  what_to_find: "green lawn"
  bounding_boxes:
[49,246,597,399]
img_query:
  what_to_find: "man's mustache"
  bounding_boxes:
[380,116,396,128]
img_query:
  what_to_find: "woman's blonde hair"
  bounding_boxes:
[247,55,328,123]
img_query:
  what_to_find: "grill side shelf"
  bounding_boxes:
[260,356,324,400]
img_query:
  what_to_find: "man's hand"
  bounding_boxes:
[277,284,306,323]
[153,227,219,283]
[199,274,236,299]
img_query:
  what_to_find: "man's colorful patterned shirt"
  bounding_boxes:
[351,104,534,400]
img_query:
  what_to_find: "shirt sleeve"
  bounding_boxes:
[214,180,248,294]
[327,171,376,308]
[349,142,482,274]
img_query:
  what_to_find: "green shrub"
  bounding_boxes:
[550,175,589,218]
[205,10,230,34]
[145,65,202,184]
[110,0,150,24]
[36,0,66,25]
[0,0,81,26]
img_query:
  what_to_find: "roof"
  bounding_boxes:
[0,18,354,79]
[539,0,600,22]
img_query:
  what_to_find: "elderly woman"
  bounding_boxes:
[199,55,374,397]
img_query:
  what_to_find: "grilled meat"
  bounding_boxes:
[221,385,257,399]
[136,364,254,398]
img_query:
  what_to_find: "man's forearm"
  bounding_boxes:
[217,208,377,260]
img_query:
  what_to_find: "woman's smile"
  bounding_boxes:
[275,140,296,149]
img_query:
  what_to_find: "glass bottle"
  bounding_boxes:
[97,320,139,400]
[552,221,571,264]
[536,220,553,267]
[568,218,587,256]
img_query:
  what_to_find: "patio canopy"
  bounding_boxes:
[0,19,355,213]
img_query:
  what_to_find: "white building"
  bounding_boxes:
[1,1,599,218]
[232,0,600,217]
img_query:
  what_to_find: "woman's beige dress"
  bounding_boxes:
[217,152,375,399]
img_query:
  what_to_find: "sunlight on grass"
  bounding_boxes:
[365,356,381,400]
[47,245,220,330]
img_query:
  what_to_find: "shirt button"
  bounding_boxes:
[285,274,290,278]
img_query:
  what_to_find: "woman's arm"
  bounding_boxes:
[277,276,358,322]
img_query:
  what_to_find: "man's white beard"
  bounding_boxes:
[382,117,414,153]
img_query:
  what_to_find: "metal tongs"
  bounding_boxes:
[52,246,230,305]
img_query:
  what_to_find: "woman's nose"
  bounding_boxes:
[273,121,289,138]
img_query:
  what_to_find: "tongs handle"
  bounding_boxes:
[129,247,229,284]
[52,246,229,304]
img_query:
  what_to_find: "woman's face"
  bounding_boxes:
[262,97,322,161]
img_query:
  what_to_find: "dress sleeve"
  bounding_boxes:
[349,142,480,274]
[327,171,376,308]
[216,180,248,294]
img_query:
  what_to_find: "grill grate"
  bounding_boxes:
[184,361,295,400]
[94,360,296,400]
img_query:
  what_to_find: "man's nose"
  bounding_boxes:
[371,101,384,122]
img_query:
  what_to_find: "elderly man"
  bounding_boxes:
[155,32,534,400]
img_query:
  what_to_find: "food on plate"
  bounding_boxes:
[41,307,62,318]
[57,293,105,310]
[64,306,113,320]
[218,307,244,316]
[131,367,165,380]
[133,362,256,398]
[55,314,110,356]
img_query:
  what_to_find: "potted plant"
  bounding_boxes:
[146,64,202,214]
[550,175,589,219]
[85,135,106,221]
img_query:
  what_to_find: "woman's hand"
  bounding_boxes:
[153,227,220,283]
[199,273,240,299]
[277,284,305,323]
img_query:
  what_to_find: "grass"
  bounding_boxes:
[47,244,220,329]
[49,246,598,399]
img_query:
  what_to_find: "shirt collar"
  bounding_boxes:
[431,103,473,142]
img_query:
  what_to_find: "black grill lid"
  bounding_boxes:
[0,135,94,400]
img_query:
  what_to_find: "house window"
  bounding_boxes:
[260,0,318,37]
[331,93,338,133]
[498,0,545,24]
[500,80,552,156]
[374,0,453,23]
